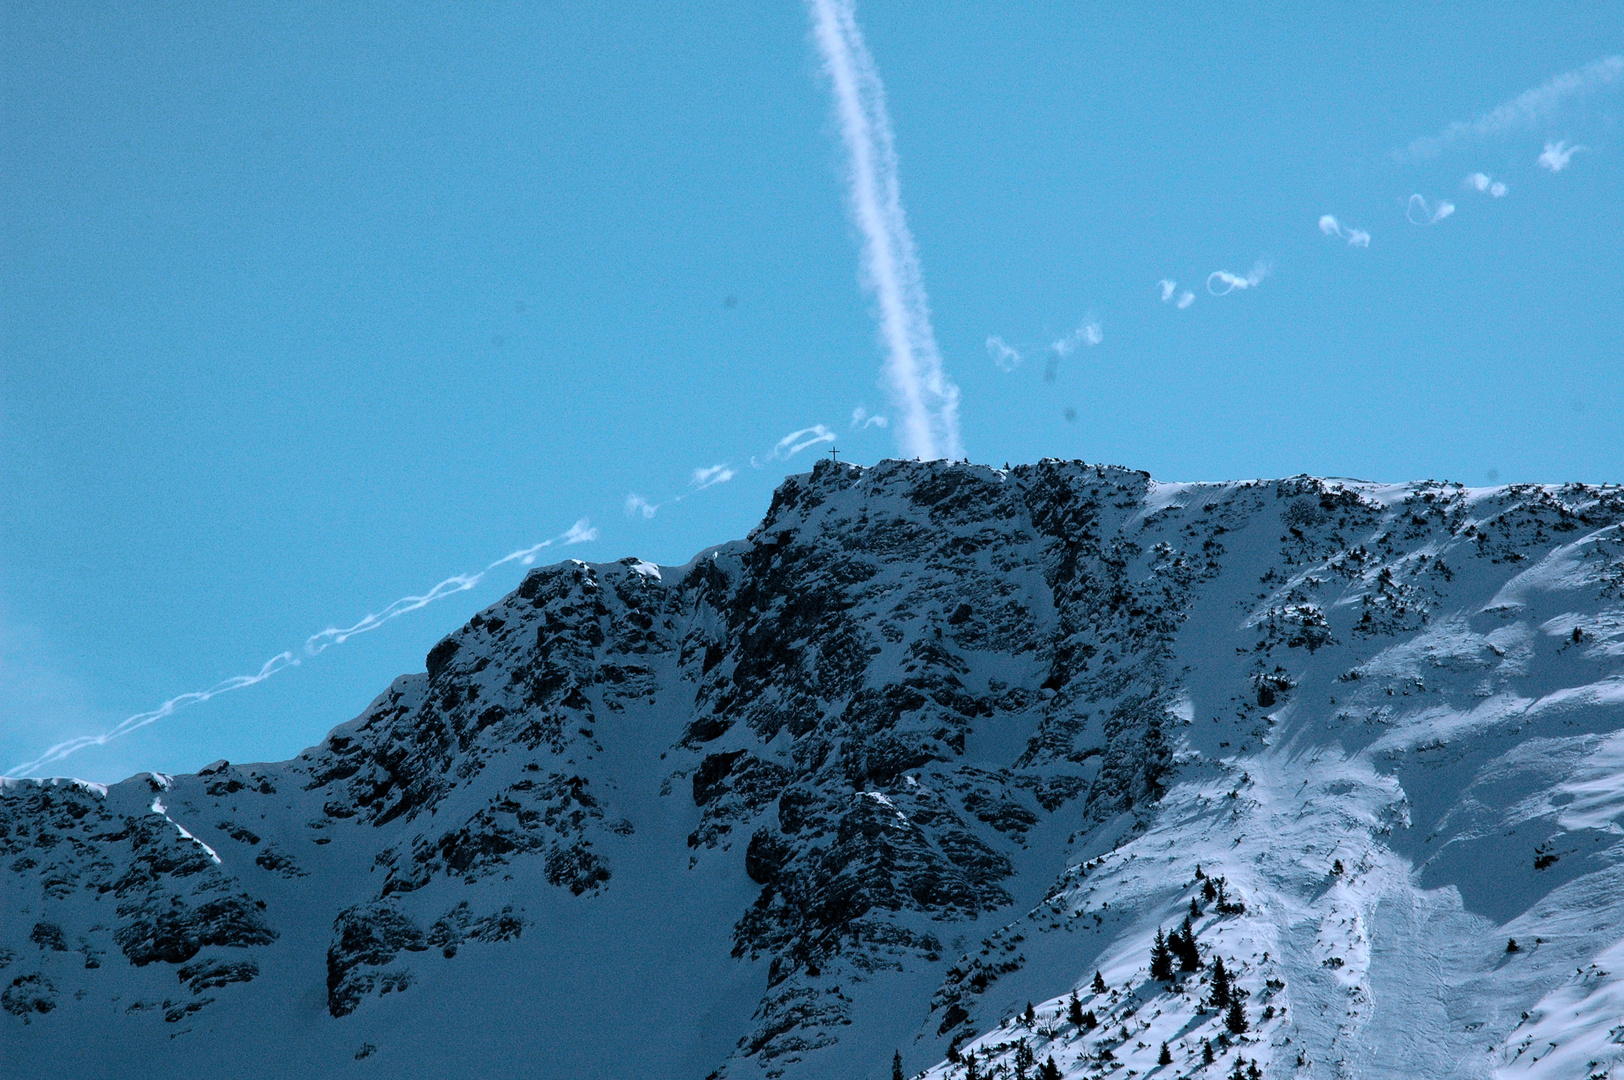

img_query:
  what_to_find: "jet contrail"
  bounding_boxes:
[1403,55,1623,160]
[3,518,598,779]
[807,0,962,461]
[4,652,299,780]
[304,574,485,656]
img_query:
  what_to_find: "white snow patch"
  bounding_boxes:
[1495,936,1624,1078]
[151,796,221,864]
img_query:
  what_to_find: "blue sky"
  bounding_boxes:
[2,3,1620,782]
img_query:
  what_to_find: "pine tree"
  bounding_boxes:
[1081,1009,1098,1031]
[1068,992,1084,1027]
[1158,1042,1173,1065]
[1037,1058,1062,1080]
[1023,1001,1036,1024]
[1014,1042,1035,1080]
[1225,999,1249,1035]
[1202,878,1218,902]
[1093,970,1107,994]
[892,1050,904,1080]
[965,1050,980,1080]
[1229,1056,1248,1080]
[1194,863,1205,880]
[1173,915,1201,972]
[1150,928,1173,981]
[1190,895,1203,920]
[1506,938,1520,953]
[1202,1039,1216,1065]
[1209,955,1232,1009]
[1246,1062,1263,1080]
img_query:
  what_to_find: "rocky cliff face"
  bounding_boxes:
[4,459,1624,1080]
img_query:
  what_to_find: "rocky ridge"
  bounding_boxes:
[3,458,1623,1080]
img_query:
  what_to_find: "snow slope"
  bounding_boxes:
[3,459,1623,1080]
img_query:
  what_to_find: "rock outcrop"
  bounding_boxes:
[4,459,1623,1080]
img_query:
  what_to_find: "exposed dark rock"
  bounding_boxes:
[116,895,278,967]
[177,958,259,994]
[2,973,56,1016]
[326,902,428,1017]
[28,922,67,952]
[7,460,1622,1076]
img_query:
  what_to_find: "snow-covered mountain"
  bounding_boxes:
[5,458,1624,1080]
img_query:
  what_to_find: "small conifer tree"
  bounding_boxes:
[965,1050,980,1080]
[1093,970,1107,994]
[1023,1001,1035,1024]
[1202,1039,1216,1065]
[1190,895,1202,920]
[1225,999,1249,1035]
[1158,1042,1173,1065]
[1174,915,1201,971]
[1014,1042,1035,1080]
[1247,1061,1263,1080]
[1037,1057,1062,1080]
[1210,956,1232,1009]
[1229,1056,1248,1080]
[892,1050,904,1080]
[1150,928,1173,981]
[1506,938,1519,953]
[1080,1009,1098,1031]
[1068,992,1084,1027]
[1194,863,1205,879]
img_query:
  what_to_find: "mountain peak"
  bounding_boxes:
[5,461,1623,1079]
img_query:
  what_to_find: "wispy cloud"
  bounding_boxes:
[986,335,1022,372]
[1403,55,1623,159]
[561,519,599,545]
[748,424,840,469]
[771,425,837,460]
[305,576,483,656]
[1207,262,1270,295]
[1318,215,1371,247]
[1537,139,1586,172]
[850,406,888,429]
[625,462,738,519]
[1464,172,1509,197]
[1051,321,1103,356]
[808,0,961,461]
[1159,279,1196,309]
[1406,194,1456,225]
[489,543,550,569]
[1042,319,1103,383]
[690,464,736,491]
[5,515,602,778]
[4,652,301,780]
[488,518,600,568]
